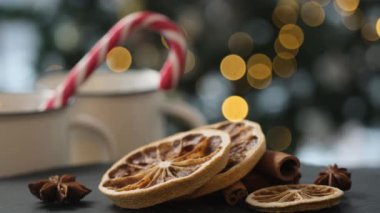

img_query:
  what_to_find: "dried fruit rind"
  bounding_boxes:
[189,120,266,198]
[99,129,231,209]
[246,184,344,212]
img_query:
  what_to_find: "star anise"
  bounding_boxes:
[314,164,351,191]
[28,174,91,204]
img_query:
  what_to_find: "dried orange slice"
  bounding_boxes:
[188,120,266,198]
[246,184,344,212]
[98,129,231,209]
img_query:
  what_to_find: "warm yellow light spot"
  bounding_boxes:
[272,5,298,28]
[335,0,360,13]
[376,19,380,37]
[247,64,272,89]
[185,50,196,73]
[267,126,292,151]
[222,96,249,122]
[161,36,169,49]
[342,10,364,31]
[301,1,325,27]
[220,54,246,81]
[279,24,304,49]
[274,39,299,59]
[247,53,272,70]
[273,56,297,78]
[361,22,379,42]
[106,46,132,73]
[228,32,254,56]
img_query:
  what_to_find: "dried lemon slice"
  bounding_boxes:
[98,129,231,209]
[188,120,266,198]
[246,184,344,212]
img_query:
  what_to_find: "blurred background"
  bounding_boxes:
[1,0,380,168]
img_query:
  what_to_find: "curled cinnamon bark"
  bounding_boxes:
[254,150,300,182]
[222,181,248,206]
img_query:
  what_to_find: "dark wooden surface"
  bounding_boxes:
[0,164,378,213]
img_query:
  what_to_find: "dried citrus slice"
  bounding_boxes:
[246,184,344,212]
[188,120,266,198]
[98,129,231,209]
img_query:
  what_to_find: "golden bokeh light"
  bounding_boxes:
[335,0,360,13]
[106,46,132,73]
[376,18,380,37]
[161,36,169,49]
[279,24,304,49]
[220,54,246,81]
[274,39,299,59]
[273,56,297,78]
[185,50,196,73]
[267,126,292,151]
[301,1,325,27]
[247,64,272,89]
[272,5,298,28]
[247,53,272,70]
[342,10,364,31]
[222,96,249,122]
[228,32,254,56]
[361,22,379,42]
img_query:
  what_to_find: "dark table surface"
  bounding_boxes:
[0,164,379,213]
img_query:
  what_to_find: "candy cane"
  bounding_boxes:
[42,11,186,110]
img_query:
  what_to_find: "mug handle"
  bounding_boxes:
[160,100,206,128]
[69,114,117,162]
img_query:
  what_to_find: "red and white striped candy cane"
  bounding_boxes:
[42,11,186,110]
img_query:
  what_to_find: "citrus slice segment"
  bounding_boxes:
[246,184,344,212]
[188,120,266,198]
[98,129,231,209]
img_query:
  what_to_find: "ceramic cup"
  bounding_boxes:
[37,69,206,165]
[0,92,69,177]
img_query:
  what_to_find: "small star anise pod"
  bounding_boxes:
[28,174,91,204]
[314,164,351,191]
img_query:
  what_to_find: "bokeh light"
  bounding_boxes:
[274,38,299,59]
[267,126,292,151]
[279,24,304,49]
[273,56,297,78]
[222,96,249,122]
[247,64,272,89]
[361,22,379,42]
[106,46,132,73]
[53,19,80,52]
[342,9,364,31]
[376,18,380,37]
[335,0,360,13]
[272,5,298,28]
[247,53,272,70]
[161,36,169,49]
[185,50,196,73]
[220,54,246,81]
[228,32,254,56]
[301,1,325,27]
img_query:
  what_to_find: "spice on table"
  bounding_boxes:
[314,164,351,191]
[28,174,91,204]
[222,181,248,206]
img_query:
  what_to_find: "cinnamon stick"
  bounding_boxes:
[222,181,248,206]
[254,150,301,182]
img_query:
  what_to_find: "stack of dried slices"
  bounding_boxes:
[98,120,344,212]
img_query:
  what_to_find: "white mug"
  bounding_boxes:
[37,69,206,165]
[0,92,69,177]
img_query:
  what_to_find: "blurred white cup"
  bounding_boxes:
[0,92,69,177]
[37,69,205,165]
